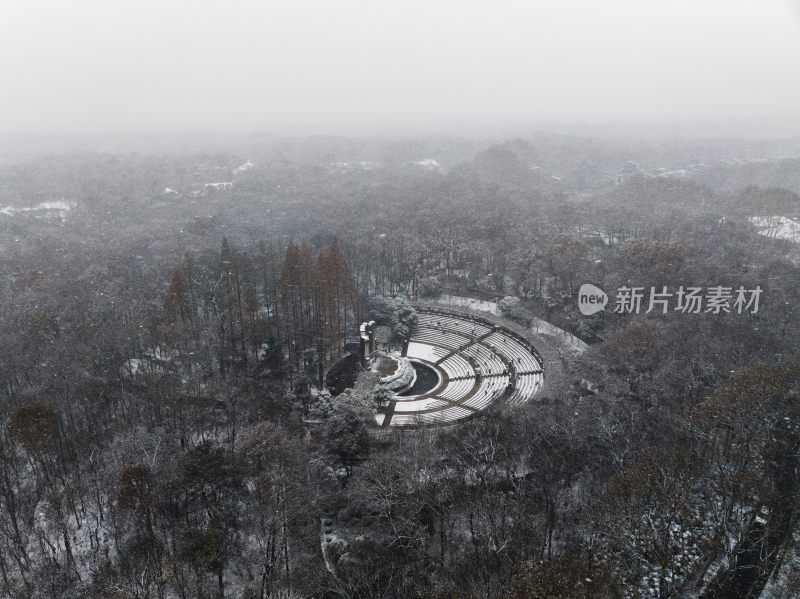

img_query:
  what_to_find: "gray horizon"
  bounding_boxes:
[2,0,800,138]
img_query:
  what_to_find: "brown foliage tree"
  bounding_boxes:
[7,402,59,455]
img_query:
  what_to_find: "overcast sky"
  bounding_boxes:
[1,0,799,136]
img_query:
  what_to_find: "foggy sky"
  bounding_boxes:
[2,0,800,136]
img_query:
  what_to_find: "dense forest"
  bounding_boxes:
[1,134,800,598]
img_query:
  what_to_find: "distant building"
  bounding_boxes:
[203,181,233,192]
[233,161,253,175]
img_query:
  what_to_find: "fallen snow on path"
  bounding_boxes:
[437,294,499,314]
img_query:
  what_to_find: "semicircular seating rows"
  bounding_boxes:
[377,309,545,427]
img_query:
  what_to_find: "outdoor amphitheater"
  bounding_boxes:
[375,307,547,427]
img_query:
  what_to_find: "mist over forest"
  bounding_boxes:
[3,1,800,598]
[0,130,799,598]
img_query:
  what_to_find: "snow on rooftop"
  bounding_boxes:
[413,158,442,171]
[203,181,233,191]
[233,161,253,175]
[0,200,75,222]
[327,161,381,175]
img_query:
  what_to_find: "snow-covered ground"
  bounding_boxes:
[749,216,800,243]
[122,345,180,378]
[531,316,588,355]
[406,341,442,362]
[0,200,75,222]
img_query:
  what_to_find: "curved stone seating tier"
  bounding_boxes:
[436,377,476,402]
[461,345,506,376]
[484,332,541,374]
[416,313,493,337]
[506,373,543,406]
[438,354,475,379]
[378,306,550,427]
[409,328,469,350]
